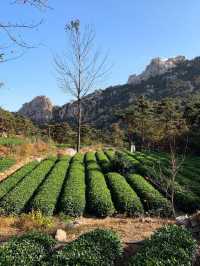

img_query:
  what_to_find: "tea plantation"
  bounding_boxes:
[0,150,199,216]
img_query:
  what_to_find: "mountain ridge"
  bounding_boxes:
[18,55,200,128]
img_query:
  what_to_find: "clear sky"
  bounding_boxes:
[1,0,200,111]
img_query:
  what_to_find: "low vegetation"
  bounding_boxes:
[29,157,70,215]
[60,153,86,216]
[128,225,197,266]
[126,174,172,216]
[85,152,115,217]
[0,157,16,172]
[0,231,56,266]
[50,229,123,266]
[0,158,56,214]
[106,172,144,216]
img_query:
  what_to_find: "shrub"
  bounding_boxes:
[96,150,112,172]
[0,231,56,266]
[60,154,86,216]
[130,153,200,213]
[104,149,115,161]
[112,151,139,175]
[127,174,172,216]
[106,172,144,216]
[85,152,115,217]
[0,158,56,214]
[17,210,54,230]
[51,229,123,266]
[29,158,70,215]
[128,225,197,266]
[0,160,38,200]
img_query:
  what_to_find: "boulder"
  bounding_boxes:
[55,229,67,242]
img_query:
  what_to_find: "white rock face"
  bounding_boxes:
[128,56,186,85]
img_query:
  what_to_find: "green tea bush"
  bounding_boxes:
[130,153,200,213]
[112,151,139,175]
[104,149,115,161]
[0,231,56,266]
[129,225,197,266]
[106,172,144,216]
[60,154,86,216]
[51,229,123,266]
[96,150,112,172]
[85,152,115,217]
[0,160,38,199]
[127,174,172,216]
[0,158,56,214]
[0,157,16,172]
[29,158,70,215]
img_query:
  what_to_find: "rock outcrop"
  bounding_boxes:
[19,96,54,124]
[128,56,186,85]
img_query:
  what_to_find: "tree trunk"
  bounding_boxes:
[76,99,81,152]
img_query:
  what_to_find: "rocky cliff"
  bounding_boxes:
[128,56,186,85]
[19,96,54,124]
[18,56,200,128]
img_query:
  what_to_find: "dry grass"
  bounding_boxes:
[0,215,174,244]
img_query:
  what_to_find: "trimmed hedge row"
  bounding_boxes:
[29,158,70,215]
[96,150,112,172]
[106,172,144,216]
[0,158,56,214]
[104,149,115,161]
[0,160,38,200]
[50,229,123,266]
[60,153,86,216]
[131,152,200,213]
[0,231,56,266]
[113,151,140,175]
[85,152,115,217]
[0,157,16,172]
[126,174,172,216]
[128,225,197,266]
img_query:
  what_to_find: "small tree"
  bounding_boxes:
[55,20,109,152]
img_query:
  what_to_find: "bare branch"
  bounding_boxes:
[55,20,111,151]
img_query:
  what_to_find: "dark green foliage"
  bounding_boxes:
[0,231,56,266]
[0,107,39,137]
[50,229,123,266]
[113,151,139,175]
[127,174,172,216]
[96,150,112,172]
[128,225,197,266]
[0,157,16,172]
[131,152,200,213]
[29,158,70,215]
[0,158,56,214]
[60,153,86,216]
[0,160,38,200]
[106,172,144,215]
[104,149,115,161]
[85,152,115,217]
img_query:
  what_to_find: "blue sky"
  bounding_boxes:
[1,0,200,111]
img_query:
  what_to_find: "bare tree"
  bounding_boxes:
[0,0,50,62]
[55,19,110,152]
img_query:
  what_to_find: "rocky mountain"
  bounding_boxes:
[19,96,54,124]
[128,56,186,85]
[18,56,200,128]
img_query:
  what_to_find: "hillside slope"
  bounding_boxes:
[18,56,200,128]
